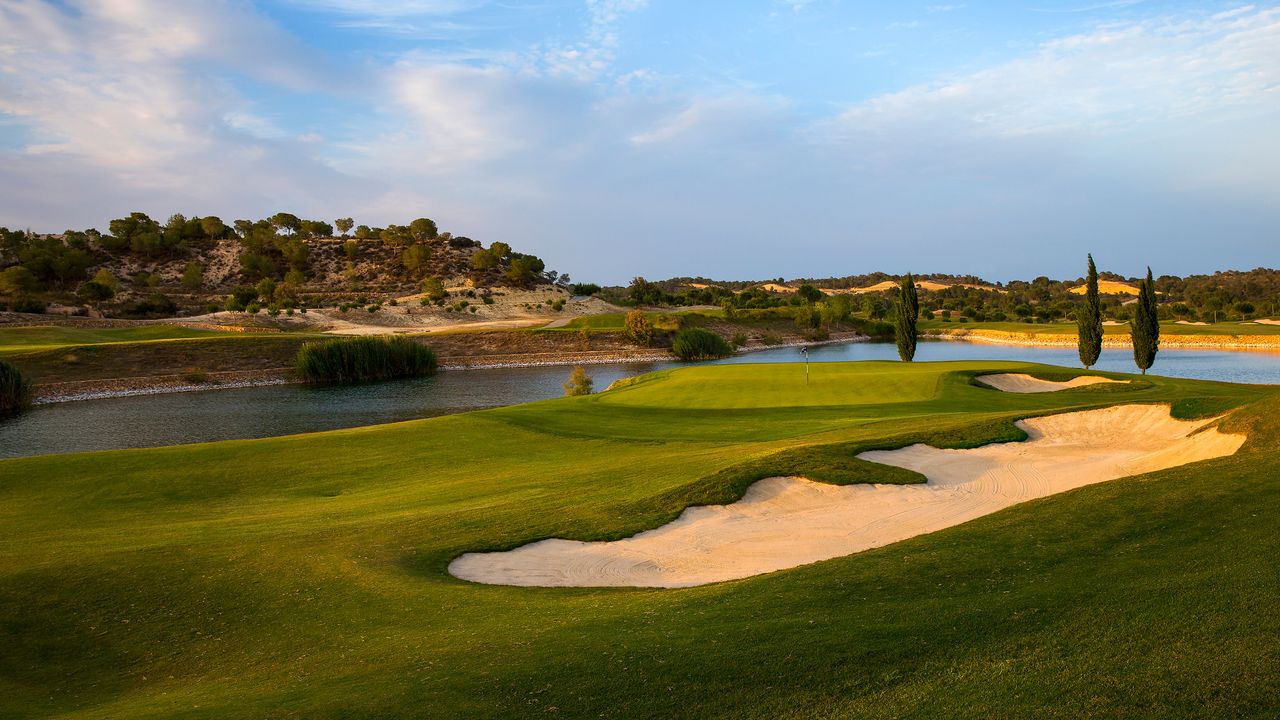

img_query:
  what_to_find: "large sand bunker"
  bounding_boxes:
[449,405,1243,588]
[976,373,1126,393]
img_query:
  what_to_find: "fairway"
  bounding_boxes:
[1,361,1277,718]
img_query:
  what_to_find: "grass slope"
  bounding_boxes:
[0,361,1276,718]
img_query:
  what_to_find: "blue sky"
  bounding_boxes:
[1,1,1277,283]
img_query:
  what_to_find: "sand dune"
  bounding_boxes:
[976,373,1125,393]
[449,405,1242,588]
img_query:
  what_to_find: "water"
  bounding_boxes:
[2,341,1276,458]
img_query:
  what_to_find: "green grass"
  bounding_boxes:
[0,325,255,355]
[1,361,1277,718]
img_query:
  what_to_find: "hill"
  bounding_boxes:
[0,213,569,320]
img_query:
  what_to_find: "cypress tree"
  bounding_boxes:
[1131,267,1160,374]
[1076,254,1103,369]
[895,273,919,362]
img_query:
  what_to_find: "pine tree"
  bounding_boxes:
[895,273,919,362]
[1131,267,1160,374]
[1076,254,1103,369]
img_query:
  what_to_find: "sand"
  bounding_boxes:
[975,373,1125,393]
[1176,320,1209,326]
[1252,319,1280,326]
[448,404,1243,588]
[1070,280,1141,296]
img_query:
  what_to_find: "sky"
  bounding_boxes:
[1,1,1277,284]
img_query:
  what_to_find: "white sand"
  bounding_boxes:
[449,405,1243,588]
[1253,319,1280,326]
[1176,320,1209,326]
[975,373,1125,393]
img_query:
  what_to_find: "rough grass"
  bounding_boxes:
[0,361,1275,718]
[0,360,31,415]
[295,336,438,383]
[670,327,733,360]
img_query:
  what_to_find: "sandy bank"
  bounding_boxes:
[926,327,1280,350]
[976,373,1126,393]
[449,404,1243,588]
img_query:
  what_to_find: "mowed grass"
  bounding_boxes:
[1,361,1277,718]
[0,325,245,355]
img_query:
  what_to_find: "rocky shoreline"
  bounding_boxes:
[31,333,871,404]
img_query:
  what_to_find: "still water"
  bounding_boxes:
[2,340,1276,458]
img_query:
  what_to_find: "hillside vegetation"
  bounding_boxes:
[0,213,567,319]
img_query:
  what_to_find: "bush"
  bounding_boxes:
[295,336,438,384]
[623,310,653,346]
[0,360,32,415]
[730,331,748,348]
[11,298,46,314]
[671,328,733,361]
[562,366,593,396]
[570,283,602,296]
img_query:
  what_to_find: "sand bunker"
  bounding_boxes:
[976,373,1126,393]
[1253,319,1280,326]
[449,405,1242,588]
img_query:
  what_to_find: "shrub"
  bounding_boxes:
[12,298,46,314]
[730,331,748,348]
[562,366,593,396]
[671,328,733,360]
[570,283,601,296]
[482,295,494,305]
[551,299,565,311]
[295,336,438,384]
[623,310,654,346]
[246,303,261,314]
[760,331,783,346]
[0,360,32,415]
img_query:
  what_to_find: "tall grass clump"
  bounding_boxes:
[296,336,437,384]
[671,328,733,361]
[0,360,32,415]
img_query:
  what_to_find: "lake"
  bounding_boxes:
[2,340,1276,458]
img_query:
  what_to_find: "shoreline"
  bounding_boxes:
[29,328,1278,404]
[32,333,872,404]
[923,327,1280,350]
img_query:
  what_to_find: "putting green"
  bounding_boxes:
[0,361,1276,718]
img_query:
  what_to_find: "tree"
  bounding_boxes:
[797,284,823,304]
[402,244,431,273]
[380,225,412,248]
[562,366,594,396]
[0,266,38,296]
[409,218,438,241]
[335,218,354,237]
[200,216,227,239]
[354,225,373,239]
[181,261,203,290]
[269,213,301,235]
[506,256,543,287]
[256,277,277,302]
[489,241,511,259]
[343,240,359,259]
[895,273,919,362]
[91,268,120,292]
[623,310,654,347]
[77,280,114,307]
[1076,253,1103,369]
[471,249,497,270]
[421,277,447,301]
[1131,267,1160,375]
